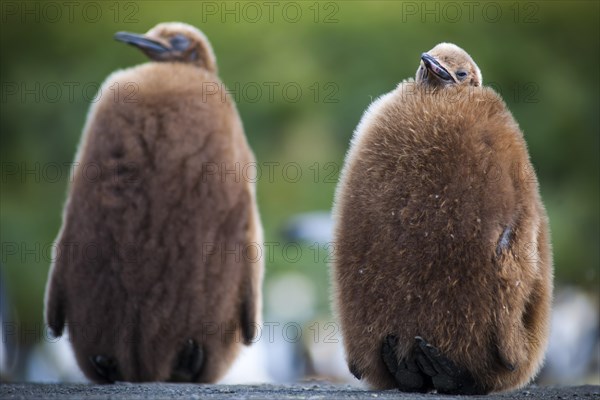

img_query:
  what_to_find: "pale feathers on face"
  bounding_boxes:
[416,43,482,87]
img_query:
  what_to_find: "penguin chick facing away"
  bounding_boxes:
[44,22,264,383]
[332,43,552,394]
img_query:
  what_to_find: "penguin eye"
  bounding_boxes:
[456,70,468,80]
[170,34,190,51]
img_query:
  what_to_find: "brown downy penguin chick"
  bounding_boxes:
[44,22,263,383]
[332,43,552,394]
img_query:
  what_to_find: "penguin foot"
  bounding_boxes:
[415,336,484,395]
[89,355,120,383]
[169,339,204,382]
[381,335,431,393]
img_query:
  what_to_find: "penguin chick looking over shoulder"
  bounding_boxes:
[416,42,482,87]
[113,22,217,71]
[332,43,552,394]
[44,23,263,384]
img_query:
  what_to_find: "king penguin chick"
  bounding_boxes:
[44,22,264,384]
[332,43,552,394]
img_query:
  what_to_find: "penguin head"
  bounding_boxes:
[114,22,217,72]
[416,43,482,88]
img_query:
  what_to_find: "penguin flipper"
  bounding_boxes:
[415,336,485,395]
[239,200,262,346]
[44,267,66,337]
[381,335,430,392]
[493,289,530,373]
[493,224,532,373]
[240,282,258,345]
[169,339,204,382]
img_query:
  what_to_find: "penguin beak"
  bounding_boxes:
[421,53,456,83]
[114,32,170,54]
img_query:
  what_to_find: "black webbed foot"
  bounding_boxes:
[415,336,484,395]
[169,339,204,382]
[381,335,431,393]
[89,355,120,383]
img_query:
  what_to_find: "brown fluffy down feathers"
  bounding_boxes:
[44,23,263,383]
[332,81,552,393]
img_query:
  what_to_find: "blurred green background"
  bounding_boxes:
[1,0,598,382]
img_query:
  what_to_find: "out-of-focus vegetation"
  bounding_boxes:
[1,0,598,370]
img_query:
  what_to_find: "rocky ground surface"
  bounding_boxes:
[0,383,599,399]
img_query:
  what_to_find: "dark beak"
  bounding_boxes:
[421,53,456,83]
[114,32,169,54]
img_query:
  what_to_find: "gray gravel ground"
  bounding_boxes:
[0,383,598,400]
